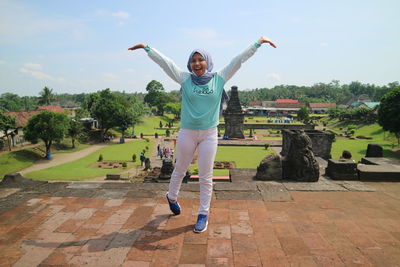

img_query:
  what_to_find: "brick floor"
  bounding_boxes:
[1,183,400,266]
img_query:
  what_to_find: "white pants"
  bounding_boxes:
[168,127,218,215]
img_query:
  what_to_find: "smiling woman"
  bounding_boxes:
[128,36,277,232]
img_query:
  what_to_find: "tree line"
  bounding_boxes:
[1,80,399,112]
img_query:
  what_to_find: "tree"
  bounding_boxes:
[84,92,100,112]
[38,87,55,105]
[90,89,121,139]
[144,80,171,115]
[90,89,144,141]
[164,102,181,119]
[68,119,83,148]
[24,111,69,157]
[0,112,16,151]
[0,93,24,111]
[378,87,400,145]
[115,95,144,140]
[297,106,310,123]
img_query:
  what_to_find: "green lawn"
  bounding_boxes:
[131,115,180,137]
[25,139,154,181]
[327,121,399,161]
[0,149,42,178]
[0,138,91,179]
[190,146,275,176]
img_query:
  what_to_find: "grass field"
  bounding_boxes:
[0,149,42,178]
[0,138,91,179]
[130,115,180,137]
[24,139,154,181]
[190,146,275,176]
[326,120,399,161]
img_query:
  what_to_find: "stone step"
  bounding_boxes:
[358,164,400,181]
[188,176,231,182]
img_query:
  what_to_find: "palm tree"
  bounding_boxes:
[38,87,55,105]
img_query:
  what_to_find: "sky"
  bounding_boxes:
[0,0,399,97]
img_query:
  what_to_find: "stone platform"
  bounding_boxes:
[358,164,400,181]
[1,174,400,266]
[358,157,400,181]
[218,139,282,147]
[361,157,400,166]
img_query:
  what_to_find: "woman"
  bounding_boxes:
[128,36,276,232]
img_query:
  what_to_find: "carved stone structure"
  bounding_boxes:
[365,144,383,157]
[255,154,282,180]
[282,131,319,181]
[223,86,244,139]
[281,129,334,160]
[159,159,173,180]
[325,159,358,180]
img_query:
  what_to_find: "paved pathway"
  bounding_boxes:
[0,178,400,266]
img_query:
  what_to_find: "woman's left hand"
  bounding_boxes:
[259,36,277,48]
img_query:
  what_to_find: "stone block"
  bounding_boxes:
[365,144,383,157]
[325,159,358,180]
[106,174,121,180]
[358,164,400,181]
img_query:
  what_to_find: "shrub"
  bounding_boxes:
[145,146,149,151]
[122,162,127,168]
[264,144,270,150]
[145,138,150,142]
[347,124,357,131]
[98,154,103,162]
[132,154,136,162]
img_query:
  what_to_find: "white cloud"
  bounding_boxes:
[266,73,281,81]
[103,73,118,80]
[24,62,42,70]
[0,60,6,64]
[126,68,135,73]
[111,11,130,19]
[20,67,64,82]
[117,21,125,27]
[320,42,328,47]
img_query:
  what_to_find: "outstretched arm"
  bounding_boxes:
[218,36,277,82]
[128,43,189,84]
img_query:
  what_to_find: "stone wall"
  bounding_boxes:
[218,123,315,130]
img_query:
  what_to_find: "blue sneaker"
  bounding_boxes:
[194,214,208,233]
[166,193,181,215]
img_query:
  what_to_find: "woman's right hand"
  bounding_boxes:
[128,43,147,50]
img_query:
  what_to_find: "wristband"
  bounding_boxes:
[254,41,261,48]
[144,45,151,52]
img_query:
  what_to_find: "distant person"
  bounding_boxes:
[128,36,277,233]
[139,152,145,166]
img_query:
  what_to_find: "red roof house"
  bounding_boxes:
[276,99,299,103]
